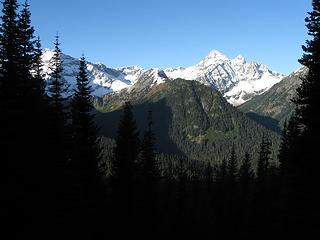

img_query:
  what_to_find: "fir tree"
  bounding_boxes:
[294,0,320,194]
[139,109,159,181]
[253,136,272,237]
[112,101,139,181]
[17,0,35,79]
[48,34,68,112]
[71,55,99,171]
[0,0,21,147]
[112,101,139,236]
[295,0,320,137]
[47,34,69,158]
[32,36,45,97]
[138,109,159,236]
[278,116,300,176]
[256,136,271,181]
[70,55,105,238]
[227,146,237,183]
[278,1,320,235]
[239,151,253,192]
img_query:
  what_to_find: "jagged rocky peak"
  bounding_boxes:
[40,48,285,106]
[206,49,229,61]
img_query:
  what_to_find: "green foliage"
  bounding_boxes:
[97,79,280,166]
[239,68,307,132]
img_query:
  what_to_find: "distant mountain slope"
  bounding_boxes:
[96,79,280,164]
[239,67,307,131]
[41,49,284,105]
[165,50,284,105]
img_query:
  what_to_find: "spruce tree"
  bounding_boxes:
[112,101,139,181]
[70,55,104,238]
[0,1,50,237]
[32,36,45,98]
[71,55,99,173]
[0,0,20,159]
[253,136,272,237]
[278,116,300,176]
[278,1,320,235]
[294,0,320,193]
[138,109,159,236]
[17,0,35,79]
[0,1,22,237]
[239,151,253,192]
[47,34,69,164]
[238,151,254,236]
[227,146,237,183]
[256,136,271,182]
[139,109,158,181]
[112,101,139,235]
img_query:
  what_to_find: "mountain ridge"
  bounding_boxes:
[41,49,285,105]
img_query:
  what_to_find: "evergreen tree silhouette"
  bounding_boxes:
[227,146,237,183]
[239,151,253,192]
[138,109,159,236]
[288,0,320,235]
[226,146,238,237]
[47,34,70,165]
[238,151,254,236]
[70,55,105,238]
[46,35,73,235]
[112,101,139,236]
[0,1,50,237]
[0,0,20,172]
[0,1,24,237]
[256,136,271,182]
[253,136,272,237]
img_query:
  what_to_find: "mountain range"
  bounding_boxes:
[41,49,284,106]
[41,48,304,163]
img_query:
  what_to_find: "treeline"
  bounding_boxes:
[1,0,319,239]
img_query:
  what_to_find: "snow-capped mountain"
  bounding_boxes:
[164,50,284,105]
[41,49,284,106]
[41,49,144,96]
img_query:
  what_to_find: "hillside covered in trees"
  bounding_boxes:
[1,0,319,239]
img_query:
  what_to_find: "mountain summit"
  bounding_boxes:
[41,49,284,105]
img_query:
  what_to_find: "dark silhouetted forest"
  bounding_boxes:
[1,0,319,239]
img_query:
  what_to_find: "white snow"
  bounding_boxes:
[41,49,285,105]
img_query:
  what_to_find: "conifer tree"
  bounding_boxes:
[227,146,237,183]
[70,55,104,238]
[138,109,159,236]
[32,36,45,97]
[278,1,320,235]
[112,101,139,235]
[48,35,68,112]
[71,55,99,172]
[253,136,272,237]
[17,0,35,79]
[113,101,139,181]
[293,0,320,184]
[294,0,320,139]
[0,1,50,237]
[47,34,69,163]
[239,151,253,192]
[0,1,22,237]
[278,116,300,176]
[139,109,158,181]
[256,136,271,181]
[0,0,21,154]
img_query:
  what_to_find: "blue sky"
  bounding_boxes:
[28,0,311,74]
